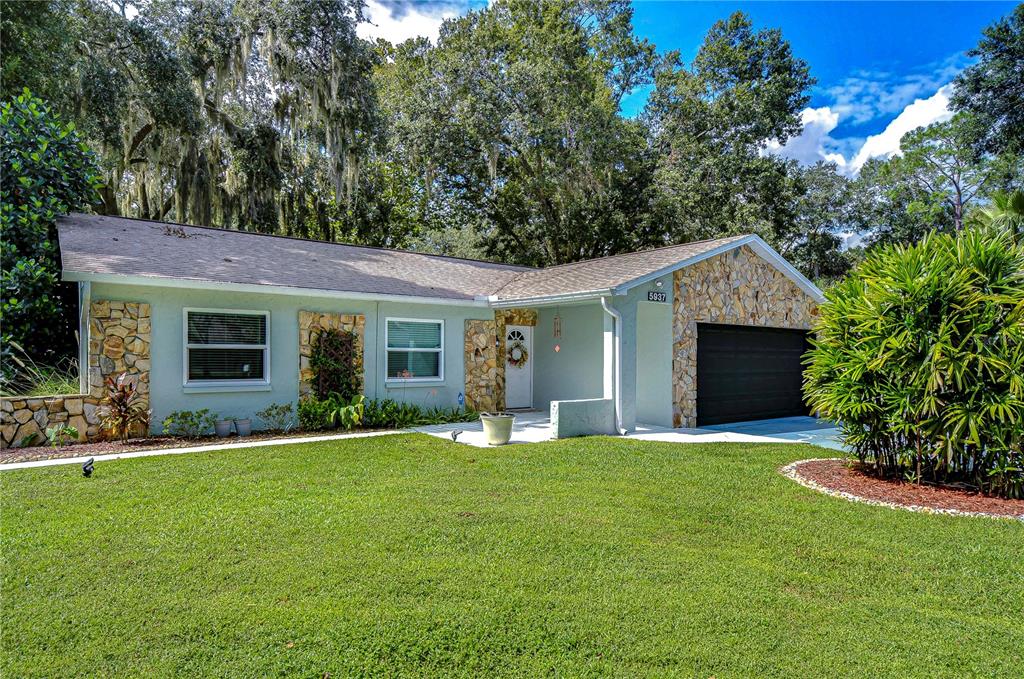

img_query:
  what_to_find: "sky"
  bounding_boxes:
[357,1,1017,176]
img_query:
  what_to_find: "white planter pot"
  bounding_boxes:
[480,413,515,446]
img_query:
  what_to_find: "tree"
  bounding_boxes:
[952,4,1024,153]
[376,0,659,266]
[854,113,1020,244]
[784,162,858,282]
[1,90,102,386]
[1,0,380,237]
[645,11,814,249]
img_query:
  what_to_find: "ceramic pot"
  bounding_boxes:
[480,413,515,446]
[234,418,252,437]
[214,419,233,437]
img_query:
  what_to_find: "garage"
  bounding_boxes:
[695,323,811,426]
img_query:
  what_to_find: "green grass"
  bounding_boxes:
[2,435,1021,677]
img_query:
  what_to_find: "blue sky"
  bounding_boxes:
[358,1,1017,174]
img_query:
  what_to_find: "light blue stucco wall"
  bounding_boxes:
[636,296,673,427]
[533,303,606,411]
[614,273,674,429]
[90,282,492,433]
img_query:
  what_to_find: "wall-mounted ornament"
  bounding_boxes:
[554,344,560,353]
[553,310,561,339]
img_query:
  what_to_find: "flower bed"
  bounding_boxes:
[782,458,1024,521]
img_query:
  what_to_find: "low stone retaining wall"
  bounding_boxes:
[1,300,151,448]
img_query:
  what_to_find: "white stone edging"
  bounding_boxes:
[781,458,1024,522]
[0,430,402,471]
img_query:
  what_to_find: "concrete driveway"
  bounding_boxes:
[415,412,845,450]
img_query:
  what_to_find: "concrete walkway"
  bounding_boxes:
[2,415,845,471]
[0,430,400,471]
[414,411,834,448]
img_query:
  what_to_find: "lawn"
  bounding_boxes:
[2,435,1021,677]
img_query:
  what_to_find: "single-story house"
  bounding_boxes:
[0,213,824,446]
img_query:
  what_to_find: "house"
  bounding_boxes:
[0,213,824,447]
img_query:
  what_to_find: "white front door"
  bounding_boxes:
[505,325,533,408]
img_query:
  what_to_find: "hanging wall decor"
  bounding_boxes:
[553,310,561,339]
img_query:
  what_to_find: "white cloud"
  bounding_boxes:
[766,106,850,170]
[357,0,462,45]
[824,54,967,125]
[848,84,953,172]
[766,84,954,175]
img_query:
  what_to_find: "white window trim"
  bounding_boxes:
[182,307,271,389]
[384,317,444,384]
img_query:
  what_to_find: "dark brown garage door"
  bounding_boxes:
[696,323,810,426]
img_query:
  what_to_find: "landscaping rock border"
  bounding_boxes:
[781,458,1024,521]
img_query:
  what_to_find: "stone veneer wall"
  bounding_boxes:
[672,246,817,428]
[464,308,538,412]
[1,300,151,448]
[298,311,365,399]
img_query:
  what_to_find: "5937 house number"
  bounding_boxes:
[647,291,667,303]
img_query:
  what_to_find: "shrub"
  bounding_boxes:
[45,423,78,450]
[299,396,477,432]
[804,228,1024,497]
[162,409,217,437]
[297,397,334,431]
[100,373,149,443]
[255,402,295,432]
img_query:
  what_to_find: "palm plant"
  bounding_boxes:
[970,190,1024,239]
[804,227,1024,497]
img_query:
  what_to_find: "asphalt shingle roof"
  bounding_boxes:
[491,235,748,301]
[58,214,531,301]
[58,214,752,303]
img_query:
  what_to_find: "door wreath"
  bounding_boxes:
[507,340,529,368]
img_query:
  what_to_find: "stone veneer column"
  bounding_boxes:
[463,319,499,412]
[671,246,817,428]
[1,299,151,447]
[464,308,537,413]
[298,311,365,399]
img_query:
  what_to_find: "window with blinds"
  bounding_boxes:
[185,310,269,383]
[385,319,443,381]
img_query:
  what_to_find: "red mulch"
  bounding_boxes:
[795,459,1024,519]
[0,430,381,465]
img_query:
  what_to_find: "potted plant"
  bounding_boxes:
[234,417,252,437]
[215,417,233,438]
[480,411,515,445]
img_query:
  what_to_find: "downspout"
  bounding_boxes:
[600,296,626,435]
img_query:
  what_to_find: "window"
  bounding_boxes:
[386,318,443,382]
[184,309,269,385]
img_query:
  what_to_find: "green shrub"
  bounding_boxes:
[804,228,1024,497]
[298,397,334,432]
[255,402,295,432]
[162,409,217,437]
[300,396,477,432]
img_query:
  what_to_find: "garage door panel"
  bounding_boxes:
[696,324,810,426]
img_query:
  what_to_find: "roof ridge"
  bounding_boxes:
[490,234,751,298]
[65,213,538,272]
[515,234,751,275]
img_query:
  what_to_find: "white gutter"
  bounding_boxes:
[62,271,493,308]
[489,288,614,308]
[600,296,626,435]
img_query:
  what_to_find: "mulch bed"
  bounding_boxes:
[0,430,387,465]
[787,458,1024,520]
